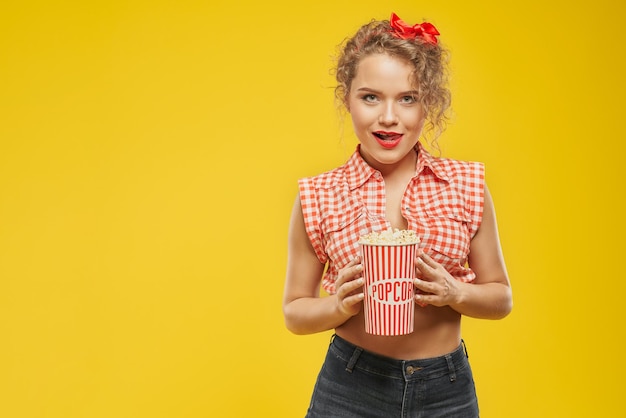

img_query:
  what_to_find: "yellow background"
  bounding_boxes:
[1,0,624,417]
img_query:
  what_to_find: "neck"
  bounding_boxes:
[375,148,418,179]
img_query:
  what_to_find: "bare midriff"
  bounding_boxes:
[335,304,461,360]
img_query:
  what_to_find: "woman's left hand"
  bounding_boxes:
[413,250,461,307]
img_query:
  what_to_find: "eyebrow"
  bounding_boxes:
[356,87,419,95]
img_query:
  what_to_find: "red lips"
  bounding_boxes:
[373,131,403,149]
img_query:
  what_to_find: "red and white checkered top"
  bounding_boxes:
[298,142,485,294]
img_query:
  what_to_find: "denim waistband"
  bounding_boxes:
[330,334,469,382]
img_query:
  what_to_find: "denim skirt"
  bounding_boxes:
[305,334,479,418]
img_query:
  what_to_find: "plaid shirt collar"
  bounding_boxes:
[345,142,452,190]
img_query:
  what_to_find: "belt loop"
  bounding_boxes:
[445,354,456,382]
[345,346,363,373]
[461,339,469,359]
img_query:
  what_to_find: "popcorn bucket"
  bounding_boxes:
[360,242,417,336]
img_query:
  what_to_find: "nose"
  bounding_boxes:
[379,102,399,126]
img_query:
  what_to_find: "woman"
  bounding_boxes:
[283,13,512,417]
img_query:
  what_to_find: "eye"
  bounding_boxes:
[361,94,378,103]
[399,95,417,104]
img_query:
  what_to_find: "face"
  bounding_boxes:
[347,53,426,171]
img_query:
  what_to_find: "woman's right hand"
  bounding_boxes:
[334,256,365,317]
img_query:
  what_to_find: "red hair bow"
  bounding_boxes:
[389,12,440,45]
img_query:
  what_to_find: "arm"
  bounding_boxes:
[413,185,513,319]
[282,196,365,335]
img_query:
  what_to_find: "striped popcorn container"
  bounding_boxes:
[360,242,418,336]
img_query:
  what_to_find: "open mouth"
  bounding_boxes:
[373,131,403,149]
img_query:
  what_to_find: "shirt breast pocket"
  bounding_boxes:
[323,205,368,263]
[422,205,471,262]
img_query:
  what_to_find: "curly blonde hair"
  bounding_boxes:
[334,17,451,146]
